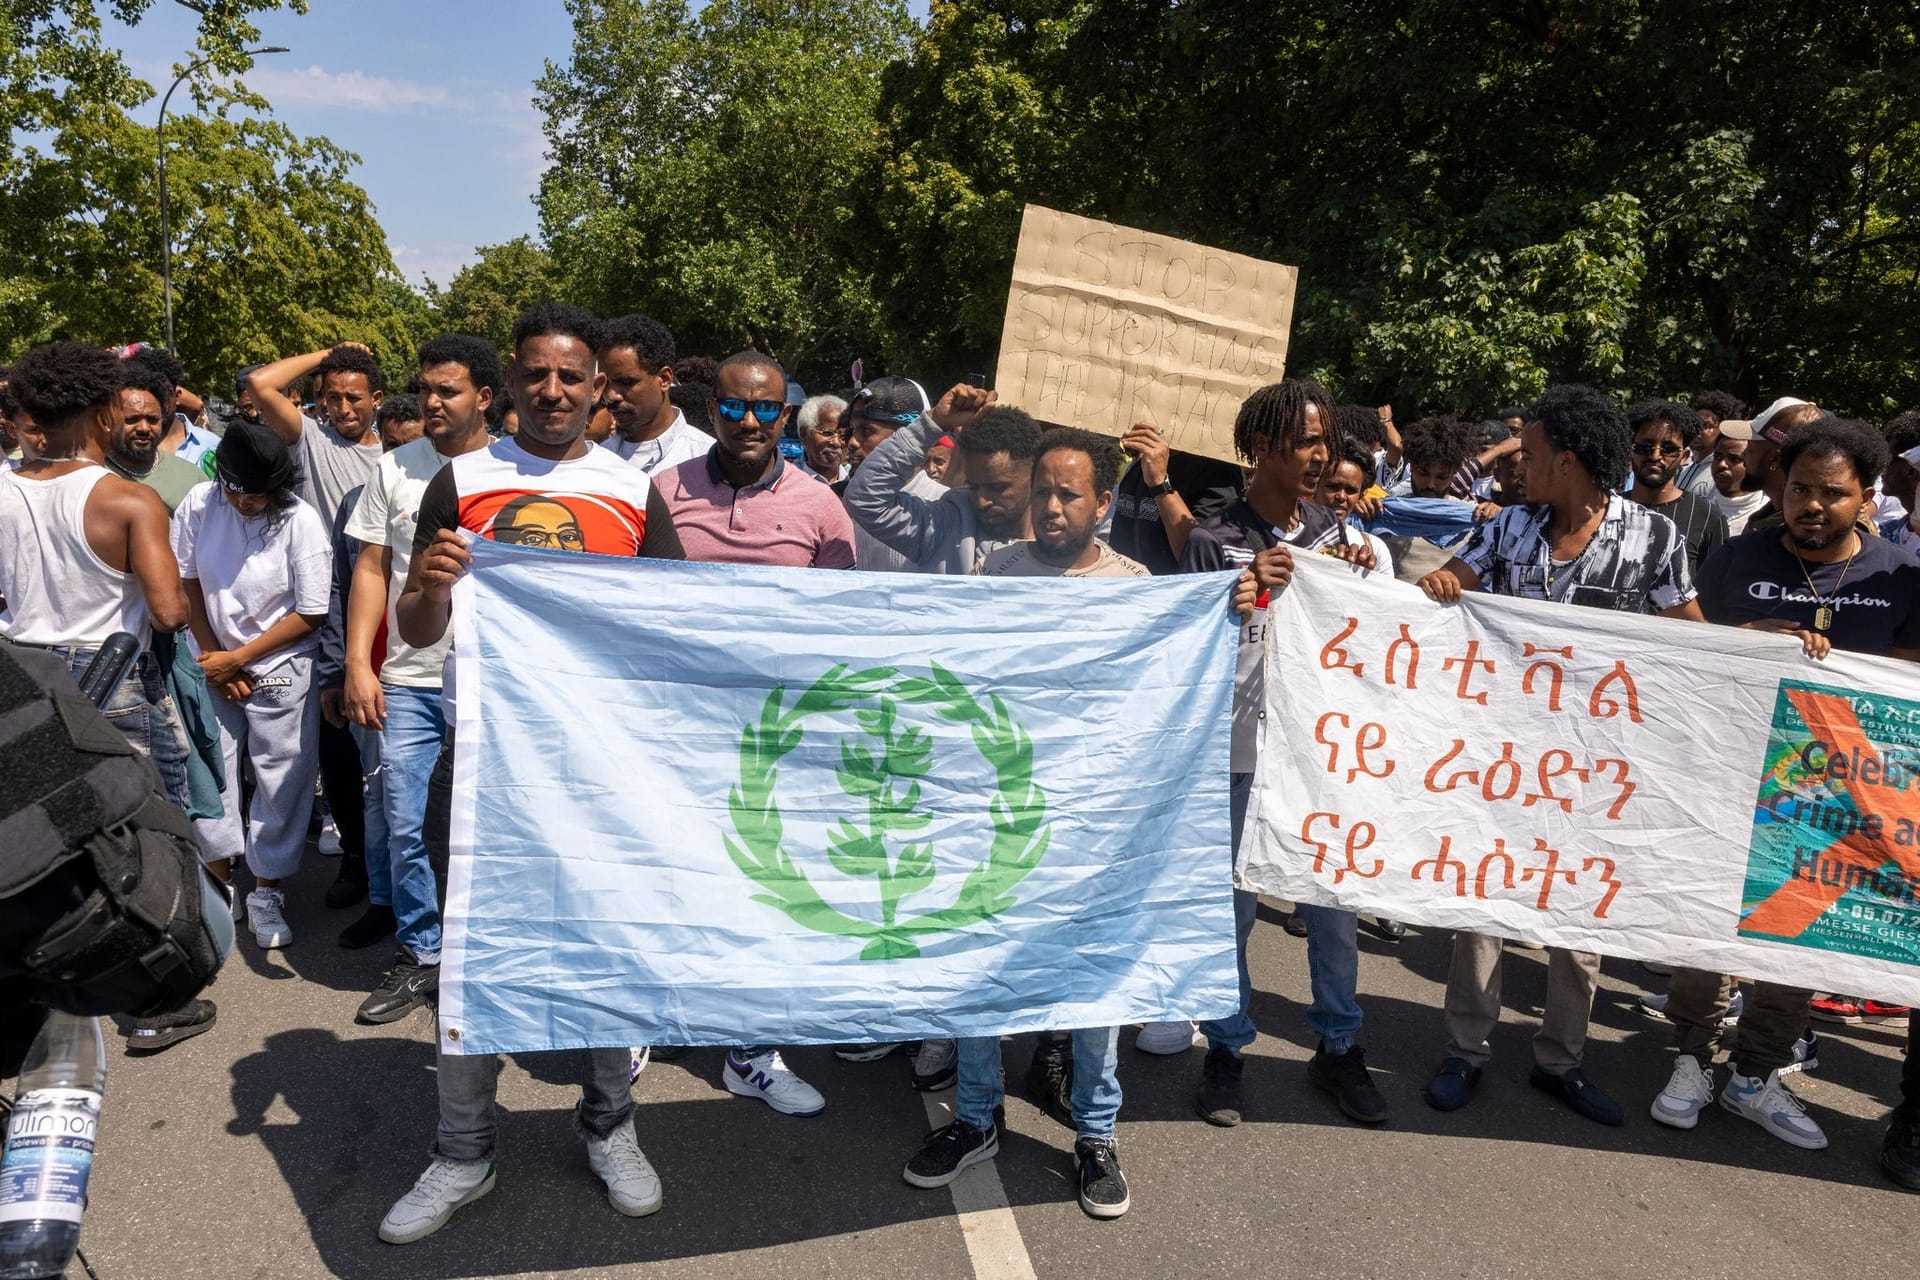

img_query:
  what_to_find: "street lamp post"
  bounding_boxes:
[158,45,289,351]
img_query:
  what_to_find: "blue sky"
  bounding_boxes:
[108,1,927,289]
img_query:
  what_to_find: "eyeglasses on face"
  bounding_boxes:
[716,398,786,424]
[1631,441,1685,459]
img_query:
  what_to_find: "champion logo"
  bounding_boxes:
[1747,581,1893,608]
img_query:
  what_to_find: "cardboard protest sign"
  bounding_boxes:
[992,205,1297,466]
[1243,556,1920,1005]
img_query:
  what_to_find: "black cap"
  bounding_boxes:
[847,376,926,421]
[215,422,298,495]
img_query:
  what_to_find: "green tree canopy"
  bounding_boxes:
[536,0,913,379]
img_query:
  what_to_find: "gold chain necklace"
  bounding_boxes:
[1794,539,1859,633]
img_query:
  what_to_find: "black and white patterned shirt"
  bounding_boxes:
[1454,493,1696,613]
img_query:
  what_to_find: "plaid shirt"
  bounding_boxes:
[1455,493,1696,613]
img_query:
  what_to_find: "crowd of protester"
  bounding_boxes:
[1,304,1916,1243]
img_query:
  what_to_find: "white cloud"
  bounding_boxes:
[242,64,463,113]
[391,239,482,289]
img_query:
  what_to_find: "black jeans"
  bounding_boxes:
[317,718,366,859]
[1904,1018,1919,1119]
[425,735,454,917]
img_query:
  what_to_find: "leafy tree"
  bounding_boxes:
[536,0,913,379]
[424,236,561,357]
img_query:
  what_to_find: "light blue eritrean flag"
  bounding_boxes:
[437,538,1241,1054]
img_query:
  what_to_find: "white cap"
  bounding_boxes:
[1901,444,1920,468]
[1750,396,1811,443]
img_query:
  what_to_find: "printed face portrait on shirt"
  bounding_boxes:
[491,493,587,552]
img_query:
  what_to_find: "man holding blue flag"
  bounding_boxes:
[376,302,686,1246]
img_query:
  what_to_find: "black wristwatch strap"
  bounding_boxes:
[1146,479,1176,498]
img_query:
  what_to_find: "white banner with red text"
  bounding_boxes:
[1242,555,1920,1005]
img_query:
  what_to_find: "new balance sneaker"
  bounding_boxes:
[1073,1136,1130,1219]
[902,1120,998,1188]
[1135,1021,1202,1055]
[1810,995,1864,1024]
[1782,1030,1821,1075]
[122,999,216,1053]
[1194,1044,1245,1127]
[1720,1068,1828,1149]
[246,888,292,949]
[1637,990,1670,1019]
[1638,988,1743,1025]
[629,1046,650,1083]
[357,951,439,1024]
[1724,987,1745,1026]
[911,1038,957,1092]
[1650,1056,1714,1129]
[1307,1042,1389,1125]
[724,1049,825,1116]
[585,1120,663,1216]
[834,1042,910,1062]
[317,821,344,856]
[378,1158,495,1244]
[1861,1001,1912,1024]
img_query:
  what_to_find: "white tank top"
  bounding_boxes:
[0,465,151,647]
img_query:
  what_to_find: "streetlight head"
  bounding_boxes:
[257,46,290,55]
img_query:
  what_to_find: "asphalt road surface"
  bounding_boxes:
[48,856,1915,1280]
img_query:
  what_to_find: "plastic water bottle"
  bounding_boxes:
[0,1013,107,1279]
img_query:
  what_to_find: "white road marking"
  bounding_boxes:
[920,1091,1039,1280]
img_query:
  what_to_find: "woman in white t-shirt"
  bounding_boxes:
[170,424,332,951]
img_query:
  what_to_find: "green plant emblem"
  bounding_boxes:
[724,663,1050,960]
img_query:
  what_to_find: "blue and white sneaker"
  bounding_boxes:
[1720,1068,1828,1149]
[724,1049,825,1116]
[1781,1030,1821,1075]
[1650,1056,1714,1130]
[629,1046,650,1083]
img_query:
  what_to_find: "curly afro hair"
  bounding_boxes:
[10,340,123,429]
[1626,399,1705,448]
[418,333,502,393]
[958,405,1041,462]
[316,343,385,394]
[123,345,184,390]
[1233,379,1339,464]
[1334,403,1382,450]
[1884,410,1920,457]
[1530,384,1631,491]
[1689,390,1747,422]
[118,360,174,411]
[1035,426,1123,493]
[1401,414,1477,475]
[602,314,676,372]
[1780,416,1890,490]
[511,301,606,360]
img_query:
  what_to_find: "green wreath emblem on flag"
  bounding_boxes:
[724,662,1050,960]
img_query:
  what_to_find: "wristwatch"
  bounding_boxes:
[1146,479,1176,498]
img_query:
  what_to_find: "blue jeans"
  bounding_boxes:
[380,684,446,961]
[352,723,392,909]
[39,643,191,812]
[956,1027,1122,1139]
[1199,773,1364,1055]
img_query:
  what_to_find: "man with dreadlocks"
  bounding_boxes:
[1177,379,1393,1131]
[1418,384,1701,1129]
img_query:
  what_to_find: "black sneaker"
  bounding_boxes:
[1884,1110,1920,1192]
[1307,1042,1390,1125]
[1194,1043,1245,1126]
[1282,913,1310,938]
[648,1045,691,1063]
[902,1120,998,1188]
[325,853,367,910]
[1074,1136,1130,1219]
[357,951,439,1024]
[338,903,396,949]
[1023,1040,1074,1129]
[834,1042,910,1062]
[1361,916,1408,942]
[122,999,216,1053]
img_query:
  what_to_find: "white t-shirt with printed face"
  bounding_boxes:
[342,436,454,688]
[169,481,332,672]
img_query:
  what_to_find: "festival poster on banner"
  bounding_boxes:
[437,539,1243,1056]
[1242,556,1920,1006]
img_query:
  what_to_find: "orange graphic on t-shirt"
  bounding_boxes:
[458,488,647,557]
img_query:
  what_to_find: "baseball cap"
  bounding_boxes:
[847,376,928,423]
[1716,419,1754,442]
[1750,397,1810,445]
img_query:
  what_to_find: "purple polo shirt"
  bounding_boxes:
[661,448,859,568]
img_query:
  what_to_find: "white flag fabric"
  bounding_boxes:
[438,538,1242,1055]
[1243,555,1920,1006]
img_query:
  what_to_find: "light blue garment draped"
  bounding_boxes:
[438,537,1241,1054]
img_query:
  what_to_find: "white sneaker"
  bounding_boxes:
[1135,1020,1202,1054]
[585,1120,663,1216]
[1720,1068,1828,1149]
[378,1157,495,1244]
[911,1038,957,1091]
[724,1049,825,1116]
[629,1046,650,1083]
[246,888,292,949]
[1781,1031,1821,1076]
[317,822,344,857]
[1724,987,1745,1026]
[1650,1056,1714,1129]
